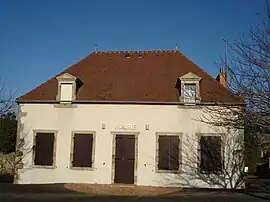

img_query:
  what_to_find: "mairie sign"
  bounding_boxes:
[115,124,136,130]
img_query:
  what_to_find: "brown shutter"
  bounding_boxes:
[200,136,222,172]
[73,134,93,167]
[210,136,222,171]
[34,133,54,166]
[200,136,209,172]
[169,136,179,170]
[158,136,169,170]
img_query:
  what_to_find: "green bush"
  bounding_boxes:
[0,112,17,154]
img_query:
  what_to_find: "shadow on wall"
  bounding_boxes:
[155,126,245,189]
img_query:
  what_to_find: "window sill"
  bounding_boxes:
[54,103,77,108]
[30,165,57,169]
[183,100,201,105]
[178,101,201,106]
[156,169,182,174]
[69,166,94,171]
[184,102,196,105]
[199,170,223,175]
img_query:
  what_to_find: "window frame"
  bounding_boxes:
[32,130,58,169]
[196,133,224,174]
[70,131,96,171]
[155,132,182,173]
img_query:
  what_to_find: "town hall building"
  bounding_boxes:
[15,50,243,188]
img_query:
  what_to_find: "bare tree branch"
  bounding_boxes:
[0,78,16,117]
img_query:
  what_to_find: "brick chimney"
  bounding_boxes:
[216,72,227,88]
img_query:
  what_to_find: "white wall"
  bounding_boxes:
[17,103,243,188]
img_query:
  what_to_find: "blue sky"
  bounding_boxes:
[0,0,265,98]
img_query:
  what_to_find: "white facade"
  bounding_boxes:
[16,103,243,188]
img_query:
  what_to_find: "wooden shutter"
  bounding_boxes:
[200,136,222,172]
[210,136,222,171]
[158,135,180,170]
[34,133,54,166]
[200,136,209,172]
[73,134,93,167]
[158,136,170,170]
[169,136,180,170]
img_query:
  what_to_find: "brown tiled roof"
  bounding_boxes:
[16,50,242,103]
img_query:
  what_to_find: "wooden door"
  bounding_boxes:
[114,135,135,184]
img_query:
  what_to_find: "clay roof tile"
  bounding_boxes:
[16,50,242,103]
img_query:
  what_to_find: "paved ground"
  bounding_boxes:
[0,183,269,202]
[65,183,183,196]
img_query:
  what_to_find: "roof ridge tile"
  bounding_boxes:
[94,50,178,55]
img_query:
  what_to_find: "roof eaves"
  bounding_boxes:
[16,99,245,106]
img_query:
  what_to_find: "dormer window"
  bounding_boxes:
[184,84,196,103]
[56,73,77,103]
[60,83,73,101]
[179,72,201,104]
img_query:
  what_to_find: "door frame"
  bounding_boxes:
[111,131,139,184]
